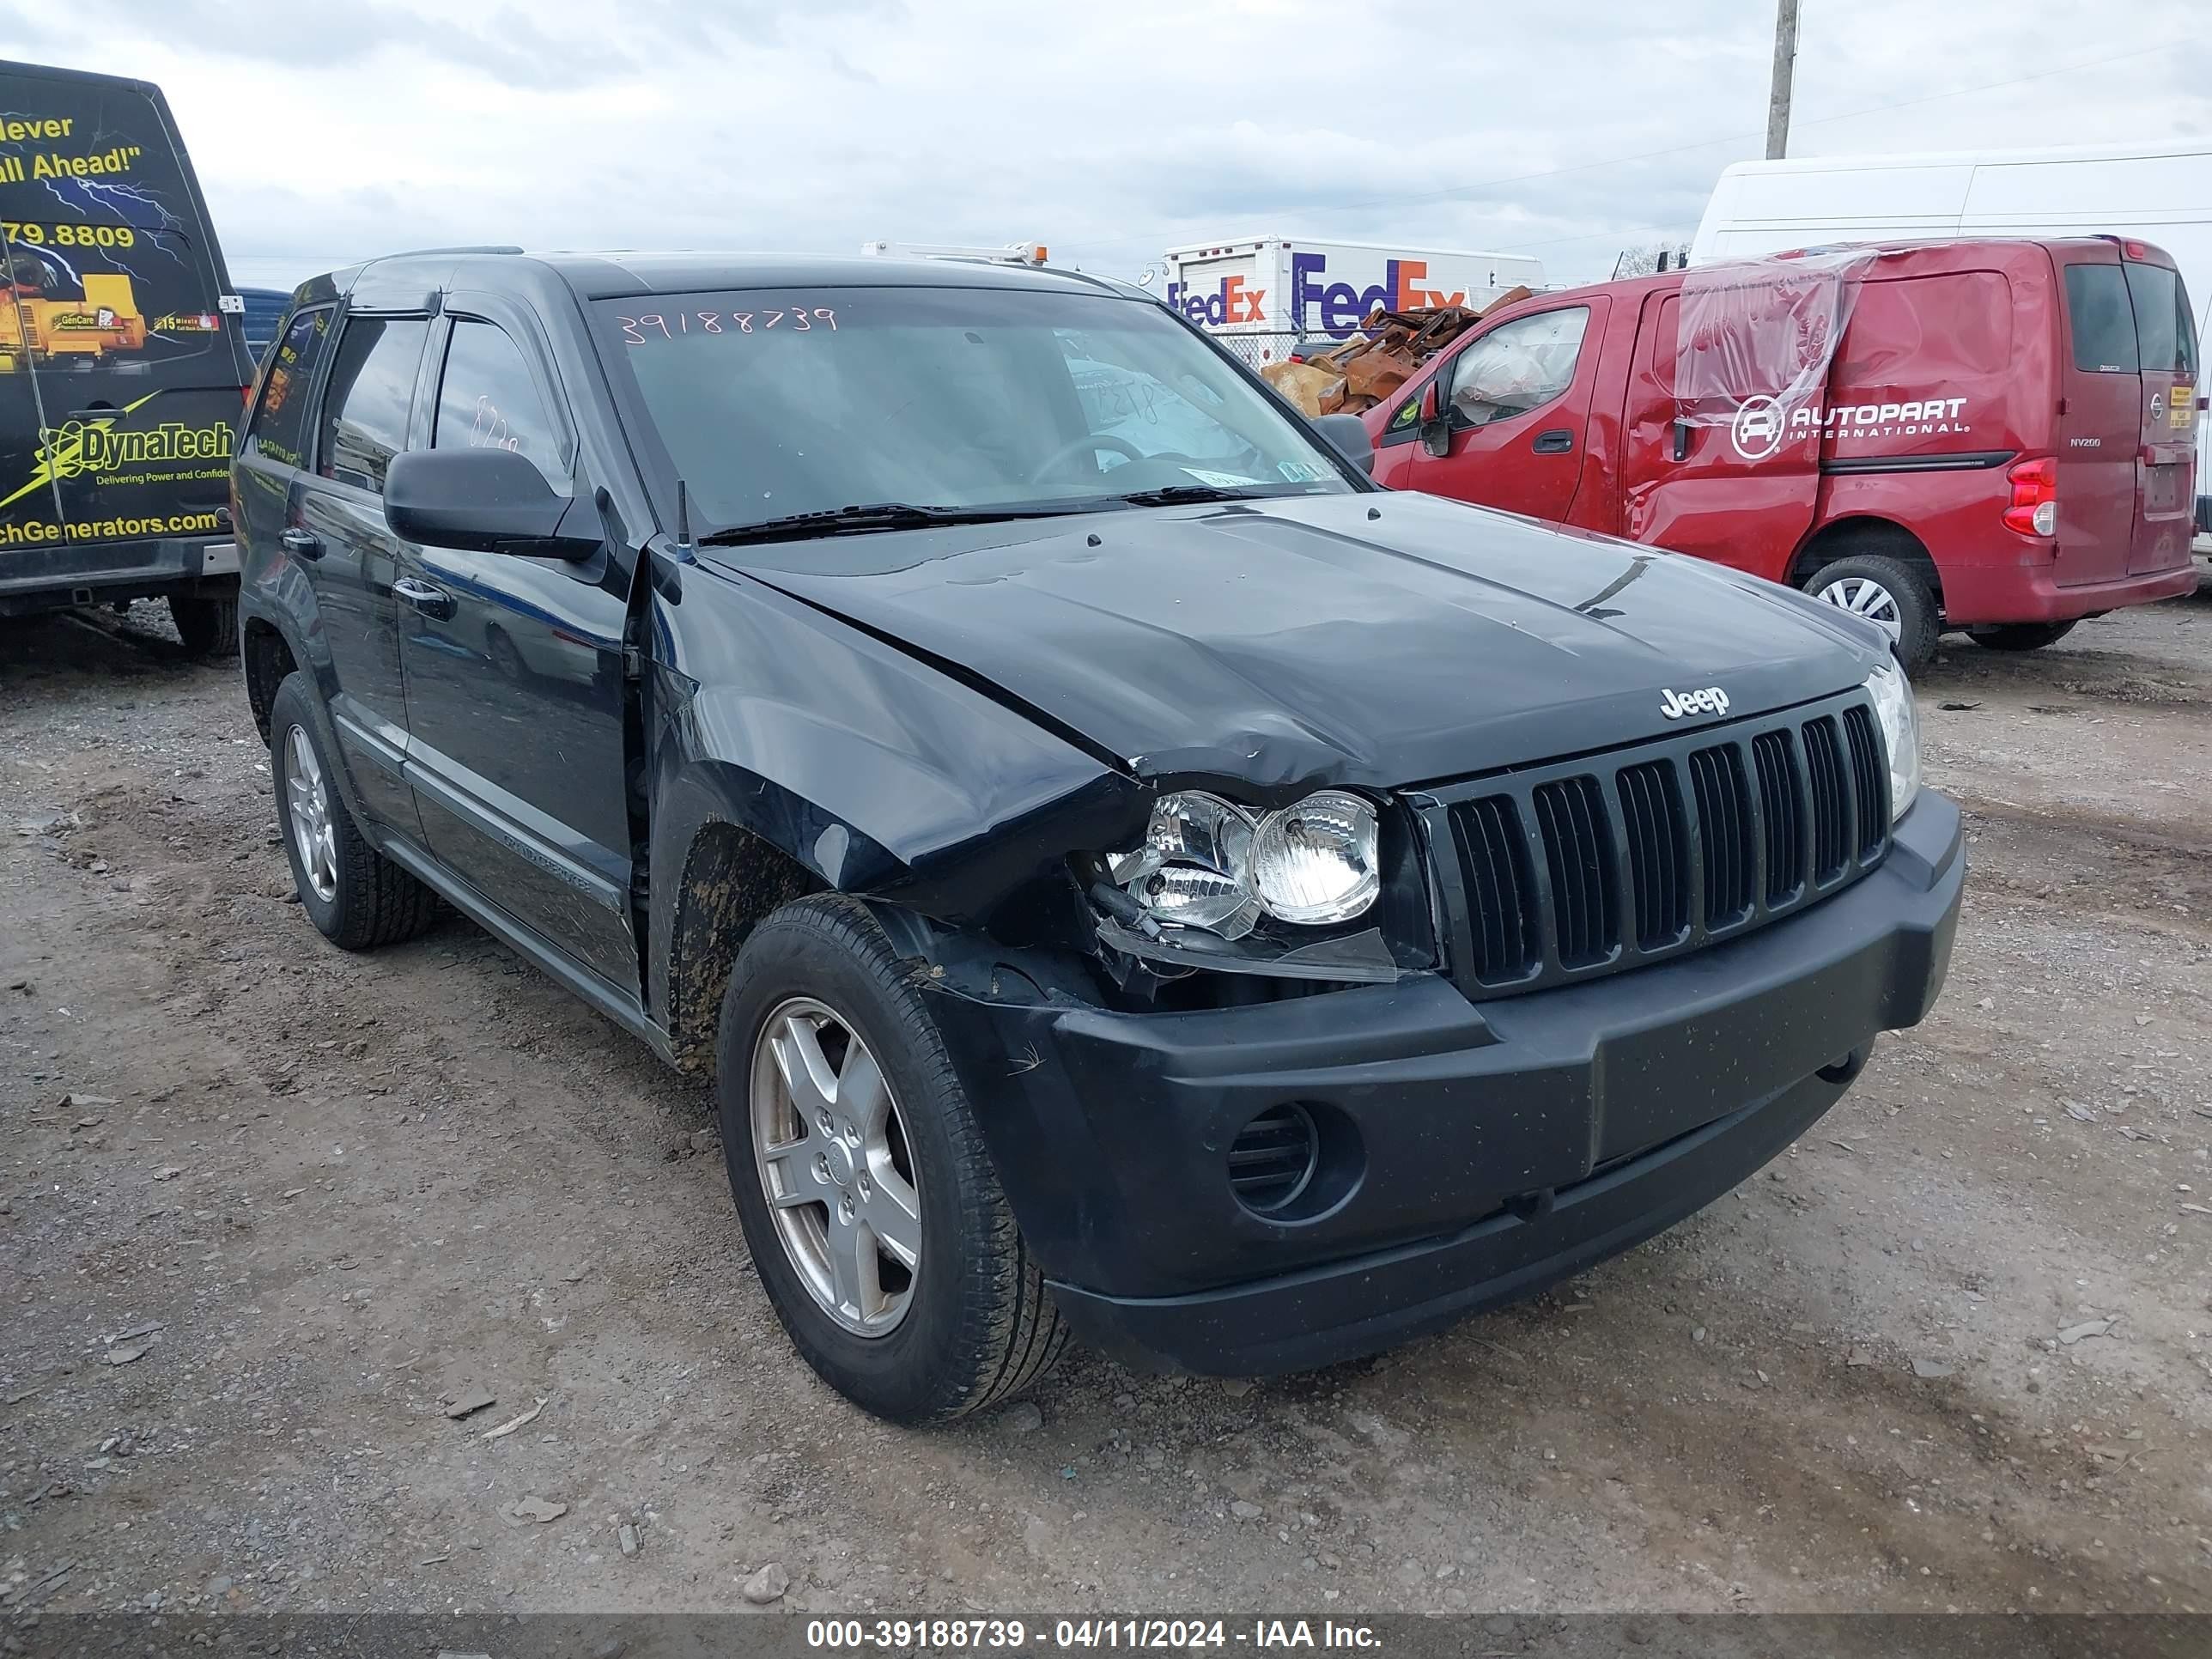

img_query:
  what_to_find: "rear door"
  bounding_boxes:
[2121,252,2199,575]
[295,310,432,834]
[2055,255,2141,586]
[393,307,639,997]
[1394,300,1607,523]
[0,64,252,552]
[1615,289,1820,577]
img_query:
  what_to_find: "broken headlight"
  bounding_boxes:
[1107,790,1380,939]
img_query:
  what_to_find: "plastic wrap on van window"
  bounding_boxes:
[1672,249,1878,434]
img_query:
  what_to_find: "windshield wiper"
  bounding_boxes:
[1109,483,1272,507]
[695,501,1080,546]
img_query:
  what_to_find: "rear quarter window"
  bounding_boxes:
[2063,264,2138,374]
[246,307,332,470]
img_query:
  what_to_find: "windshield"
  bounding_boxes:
[595,284,1357,535]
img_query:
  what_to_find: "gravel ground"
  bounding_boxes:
[3,591,2211,1619]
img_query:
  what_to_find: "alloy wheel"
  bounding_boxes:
[284,724,338,903]
[750,996,921,1336]
[1814,574,1903,643]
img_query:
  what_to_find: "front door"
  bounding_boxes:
[1391,300,1607,523]
[393,311,639,998]
[297,312,431,833]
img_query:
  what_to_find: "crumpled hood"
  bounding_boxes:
[704,491,1884,793]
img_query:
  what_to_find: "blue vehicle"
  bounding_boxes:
[237,286,290,367]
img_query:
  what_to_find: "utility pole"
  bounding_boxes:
[1766,0,1800,160]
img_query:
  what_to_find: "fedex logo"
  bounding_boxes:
[1168,273,1267,326]
[1293,253,1468,335]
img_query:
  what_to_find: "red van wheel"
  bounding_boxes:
[1805,554,1937,675]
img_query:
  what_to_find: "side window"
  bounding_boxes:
[246,307,332,471]
[318,317,430,493]
[1448,307,1590,426]
[2063,264,2137,374]
[433,319,568,488]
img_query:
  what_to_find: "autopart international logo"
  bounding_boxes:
[1731,395,1785,460]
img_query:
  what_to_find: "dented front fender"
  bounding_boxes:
[644,554,1148,1025]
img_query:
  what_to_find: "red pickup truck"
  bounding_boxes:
[1362,238,2201,671]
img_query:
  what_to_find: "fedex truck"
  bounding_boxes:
[1162,237,1545,349]
[1692,140,2212,535]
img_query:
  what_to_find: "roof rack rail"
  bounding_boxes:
[386,245,525,257]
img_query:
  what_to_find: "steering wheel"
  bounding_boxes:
[1029,431,1146,484]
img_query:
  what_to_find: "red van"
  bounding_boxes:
[1361,239,2201,671]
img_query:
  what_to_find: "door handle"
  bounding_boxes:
[392,578,456,621]
[1672,418,1694,462]
[1532,428,1575,454]
[280,526,323,561]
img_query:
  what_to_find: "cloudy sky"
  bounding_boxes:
[3,0,2206,293]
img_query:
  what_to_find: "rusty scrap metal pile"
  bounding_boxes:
[1259,288,1532,418]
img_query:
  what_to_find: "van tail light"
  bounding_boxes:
[2003,457,2057,538]
[240,385,252,408]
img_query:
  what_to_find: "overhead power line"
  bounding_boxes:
[1057,41,2171,258]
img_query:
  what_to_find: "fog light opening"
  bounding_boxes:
[1228,1102,1317,1215]
[1817,1044,1872,1085]
[1227,1101,1364,1222]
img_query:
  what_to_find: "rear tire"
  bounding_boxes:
[1803,552,1939,675]
[168,590,239,659]
[268,672,441,951]
[1967,620,2076,653]
[716,895,1069,1423]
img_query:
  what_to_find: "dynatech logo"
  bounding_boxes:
[1659,686,1730,720]
[35,416,235,479]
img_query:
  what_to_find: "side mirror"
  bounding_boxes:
[1311,411,1375,477]
[385,448,586,557]
[1418,380,1451,459]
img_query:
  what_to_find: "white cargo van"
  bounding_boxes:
[1691,140,2212,532]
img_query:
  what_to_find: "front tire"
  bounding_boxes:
[716,895,1068,1423]
[267,672,440,950]
[168,590,239,659]
[1804,552,1939,674]
[1967,620,2076,653]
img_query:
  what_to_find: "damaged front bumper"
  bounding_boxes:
[921,792,1964,1376]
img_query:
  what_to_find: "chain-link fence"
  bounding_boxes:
[1204,330,1324,374]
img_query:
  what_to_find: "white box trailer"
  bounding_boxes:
[1691,140,2212,532]
[1162,236,1544,347]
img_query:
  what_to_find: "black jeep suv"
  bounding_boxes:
[234,250,1961,1423]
